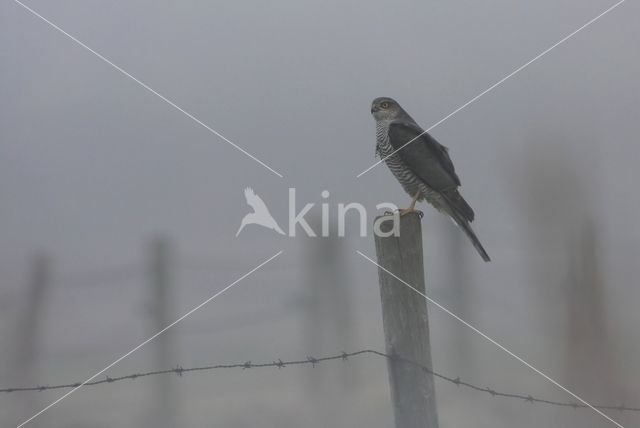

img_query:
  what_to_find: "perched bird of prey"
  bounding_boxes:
[236,187,285,236]
[371,97,490,262]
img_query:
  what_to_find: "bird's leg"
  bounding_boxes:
[399,192,422,217]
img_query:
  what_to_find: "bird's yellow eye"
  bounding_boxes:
[381,102,390,109]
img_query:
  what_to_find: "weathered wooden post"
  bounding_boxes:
[374,212,439,428]
[148,236,178,428]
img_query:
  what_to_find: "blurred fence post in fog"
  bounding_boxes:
[12,253,51,427]
[444,222,472,369]
[565,220,621,420]
[148,237,179,428]
[517,130,625,425]
[302,216,357,422]
[374,213,439,428]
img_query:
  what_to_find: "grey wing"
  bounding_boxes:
[387,121,461,190]
[388,121,475,222]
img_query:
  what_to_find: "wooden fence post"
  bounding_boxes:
[374,212,439,428]
[12,253,51,427]
[148,236,178,428]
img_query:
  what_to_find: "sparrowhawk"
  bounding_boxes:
[371,97,490,262]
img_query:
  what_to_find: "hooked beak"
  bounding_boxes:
[371,105,379,113]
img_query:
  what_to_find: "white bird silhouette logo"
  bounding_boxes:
[236,187,285,236]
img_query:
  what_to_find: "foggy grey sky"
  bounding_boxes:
[2,0,638,271]
[1,0,639,427]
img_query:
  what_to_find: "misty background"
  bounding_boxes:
[1,0,639,427]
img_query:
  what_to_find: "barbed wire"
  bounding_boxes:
[1,349,638,413]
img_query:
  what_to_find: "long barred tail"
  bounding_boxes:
[445,190,475,222]
[442,195,491,262]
